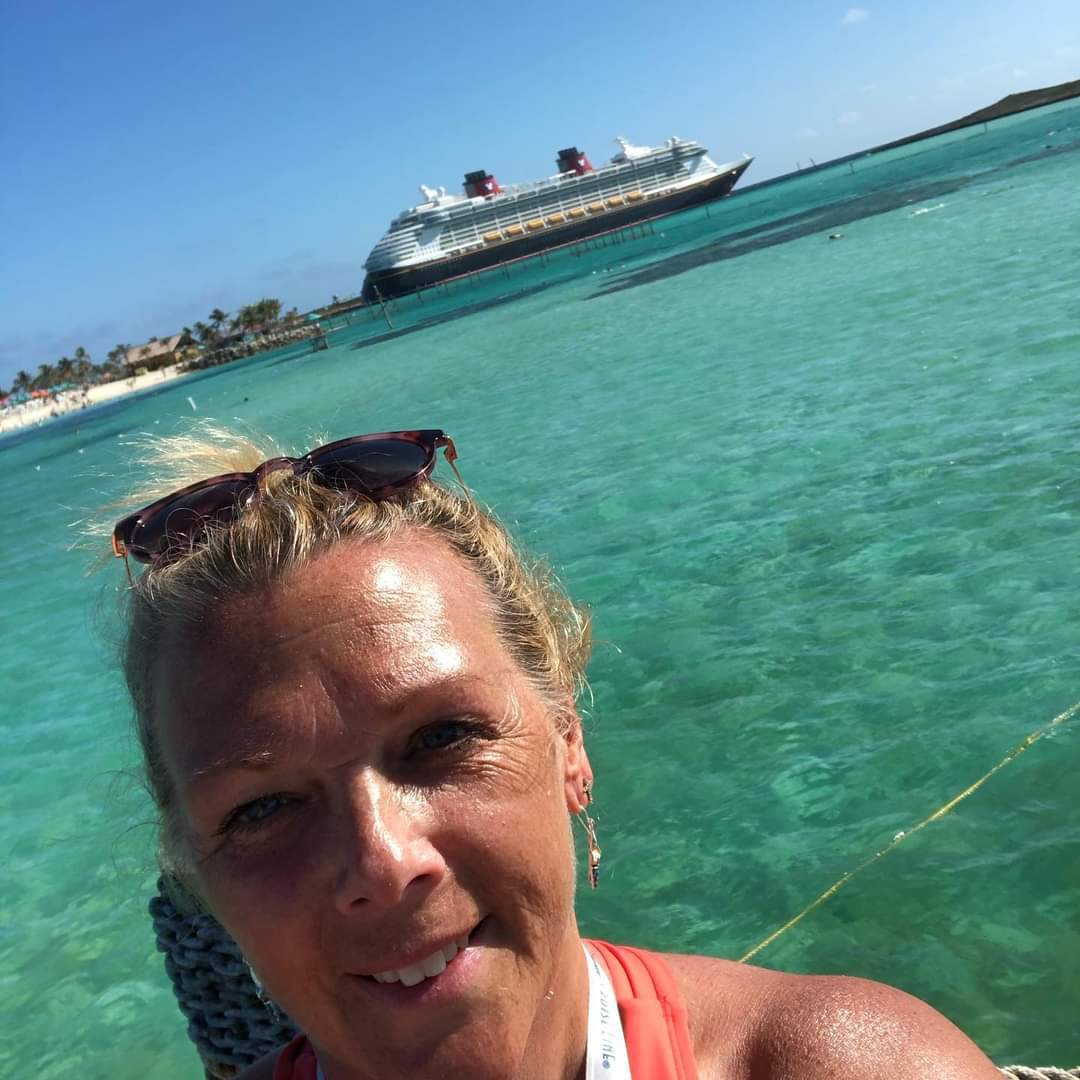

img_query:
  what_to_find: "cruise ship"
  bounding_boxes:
[361,137,752,300]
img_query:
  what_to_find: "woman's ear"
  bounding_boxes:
[562,712,594,814]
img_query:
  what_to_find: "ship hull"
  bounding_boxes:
[362,160,751,301]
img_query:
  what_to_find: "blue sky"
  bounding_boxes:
[1,0,1077,386]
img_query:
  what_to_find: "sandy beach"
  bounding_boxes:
[0,364,193,436]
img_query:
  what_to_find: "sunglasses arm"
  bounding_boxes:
[439,438,466,490]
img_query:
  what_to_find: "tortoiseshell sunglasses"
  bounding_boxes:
[112,429,459,566]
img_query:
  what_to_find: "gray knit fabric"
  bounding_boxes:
[150,878,297,1078]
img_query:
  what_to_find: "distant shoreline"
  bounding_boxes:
[867,77,1080,152]
[0,364,193,437]
[739,77,1080,195]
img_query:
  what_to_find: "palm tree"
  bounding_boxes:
[72,346,93,381]
[231,305,255,334]
[209,308,229,335]
[13,370,32,394]
[33,362,56,390]
[104,345,128,375]
[255,297,282,325]
[193,321,215,345]
[56,356,76,382]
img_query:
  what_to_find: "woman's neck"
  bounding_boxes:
[517,926,590,1080]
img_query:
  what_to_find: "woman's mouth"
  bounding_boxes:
[368,931,471,987]
[356,918,489,994]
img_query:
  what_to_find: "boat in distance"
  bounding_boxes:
[361,137,753,300]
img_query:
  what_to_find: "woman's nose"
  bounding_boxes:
[332,769,446,912]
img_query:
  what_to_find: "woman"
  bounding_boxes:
[112,427,1001,1079]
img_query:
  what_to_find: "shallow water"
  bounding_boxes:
[3,99,1079,1074]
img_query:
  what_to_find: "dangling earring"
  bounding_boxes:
[576,780,602,889]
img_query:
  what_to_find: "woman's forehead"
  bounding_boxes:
[153,537,521,763]
[193,534,492,647]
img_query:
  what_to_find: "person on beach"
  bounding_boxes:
[110,426,1002,1080]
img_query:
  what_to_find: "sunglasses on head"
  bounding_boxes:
[112,429,460,566]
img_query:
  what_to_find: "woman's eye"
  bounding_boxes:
[413,719,480,754]
[220,793,293,834]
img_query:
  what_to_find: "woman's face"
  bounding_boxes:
[152,533,592,1078]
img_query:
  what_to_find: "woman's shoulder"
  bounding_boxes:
[661,952,1002,1079]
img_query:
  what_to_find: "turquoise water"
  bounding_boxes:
[3,100,1079,1074]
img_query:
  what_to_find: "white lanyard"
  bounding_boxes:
[584,944,633,1080]
[314,946,631,1080]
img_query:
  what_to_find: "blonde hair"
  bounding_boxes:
[115,425,591,892]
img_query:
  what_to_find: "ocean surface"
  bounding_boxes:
[3,99,1079,1075]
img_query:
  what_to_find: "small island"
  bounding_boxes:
[872,77,1080,153]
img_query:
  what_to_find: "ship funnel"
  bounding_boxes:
[463,169,502,197]
[556,147,593,176]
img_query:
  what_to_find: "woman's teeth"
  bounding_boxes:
[371,933,469,986]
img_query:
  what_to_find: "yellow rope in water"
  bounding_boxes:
[738,697,1080,964]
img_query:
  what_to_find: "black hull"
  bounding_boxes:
[362,161,751,301]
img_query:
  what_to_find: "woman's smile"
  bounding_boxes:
[342,916,500,1008]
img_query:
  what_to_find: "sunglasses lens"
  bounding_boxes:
[129,479,254,560]
[308,438,431,492]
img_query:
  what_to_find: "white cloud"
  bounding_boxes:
[838,111,860,125]
[841,8,868,25]
[797,126,819,139]
[861,81,878,91]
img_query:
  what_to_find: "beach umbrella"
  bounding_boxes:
[30,389,49,398]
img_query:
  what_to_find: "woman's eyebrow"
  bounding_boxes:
[374,669,500,715]
[181,671,516,790]
[184,747,280,790]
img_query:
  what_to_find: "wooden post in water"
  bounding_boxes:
[371,284,394,330]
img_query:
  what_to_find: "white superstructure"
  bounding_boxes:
[363,137,749,273]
